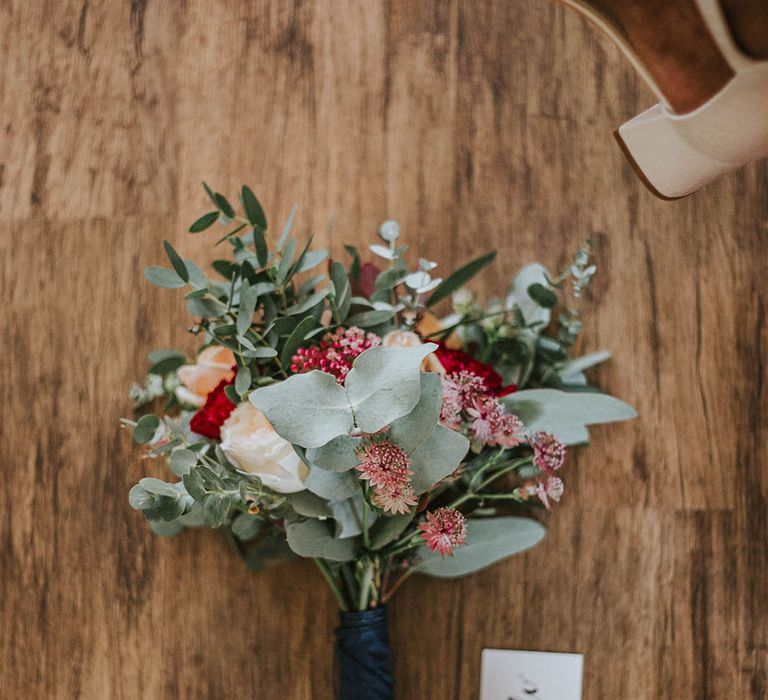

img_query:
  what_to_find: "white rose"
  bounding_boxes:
[220,403,308,494]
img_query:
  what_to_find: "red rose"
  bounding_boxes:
[189,379,236,440]
[434,343,517,396]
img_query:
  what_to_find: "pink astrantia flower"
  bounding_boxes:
[291,326,381,382]
[418,507,467,557]
[531,431,566,474]
[372,482,419,515]
[465,395,527,449]
[528,476,564,510]
[356,440,412,490]
[440,370,526,448]
[439,370,488,429]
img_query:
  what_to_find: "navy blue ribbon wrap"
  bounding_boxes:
[334,606,394,700]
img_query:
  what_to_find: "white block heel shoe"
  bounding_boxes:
[564,0,768,199]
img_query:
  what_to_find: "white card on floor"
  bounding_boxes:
[480,649,583,700]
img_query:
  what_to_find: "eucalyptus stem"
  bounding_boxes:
[358,559,375,611]
[314,559,348,612]
[361,496,371,549]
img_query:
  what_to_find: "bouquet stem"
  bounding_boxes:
[334,606,394,700]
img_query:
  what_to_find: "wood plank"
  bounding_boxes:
[1,0,767,697]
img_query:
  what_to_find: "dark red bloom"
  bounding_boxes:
[434,343,517,396]
[351,262,381,299]
[189,379,235,440]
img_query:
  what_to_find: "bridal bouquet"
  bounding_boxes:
[126,184,635,699]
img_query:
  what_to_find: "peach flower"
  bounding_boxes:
[416,311,462,350]
[176,346,236,407]
[220,403,308,493]
[381,329,444,374]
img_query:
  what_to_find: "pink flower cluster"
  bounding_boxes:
[531,431,566,473]
[356,439,418,515]
[525,475,564,510]
[291,326,381,382]
[440,370,526,448]
[418,507,467,557]
[524,431,567,509]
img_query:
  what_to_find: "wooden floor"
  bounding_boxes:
[2,1,767,698]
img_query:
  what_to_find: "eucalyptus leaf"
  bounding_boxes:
[305,434,363,472]
[369,512,414,550]
[187,295,228,318]
[344,344,436,434]
[168,448,198,476]
[557,351,612,377]
[163,240,189,283]
[297,250,328,274]
[414,516,546,578]
[527,283,558,308]
[148,349,186,375]
[409,425,469,494]
[231,513,263,541]
[237,286,260,336]
[285,287,330,316]
[214,192,236,219]
[278,238,297,282]
[506,263,552,329]
[501,389,637,446]
[184,260,208,289]
[330,261,352,321]
[288,491,333,518]
[285,519,359,562]
[189,211,219,233]
[129,484,153,510]
[250,371,353,448]
[133,414,161,444]
[242,347,278,359]
[144,266,186,289]
[278,205,297,251]
[242,186,267,230]
[387,373,442,452]
[203,493,231,528]
[427,251,495,307]
[245,531,298,571]
[280,316,316,369]
[235,366,252,395]
[304,467,360,501]
[329,494,373,538]
[346,310,395,328]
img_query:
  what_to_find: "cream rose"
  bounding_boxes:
[220,403,308,494]
[176,346,236,406]
[381,329,444,374]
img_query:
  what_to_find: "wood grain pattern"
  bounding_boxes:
[2,1,767,697]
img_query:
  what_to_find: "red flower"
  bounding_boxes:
[351,262,381,299]
[433,343,516,396]
[189,379,235,440]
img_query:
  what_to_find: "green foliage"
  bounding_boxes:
[241,185,267,230]
[189,211,219,233]
[148,349,186,375]
[527,282,558,308]
[163,240,189,283]
[249,344,436,447]
[501,389,637,445]
[414,517,546,578]
[133,414,161,444]
[285,519,359,562]
[427,251,496,306]
[128,186,635,611]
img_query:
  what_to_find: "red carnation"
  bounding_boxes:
[189,379,236,440]
[434,343,516,396]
